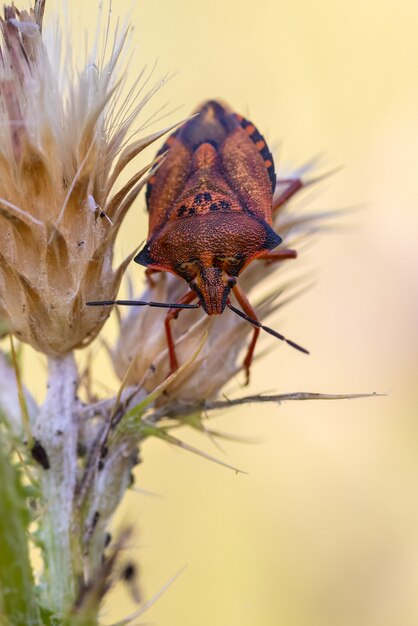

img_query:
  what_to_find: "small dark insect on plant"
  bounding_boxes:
[88,100,308,382]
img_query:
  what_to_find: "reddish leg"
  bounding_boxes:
[235,247,298,381]
[257,248,297,264]
[273,178,303,213]
[145,267,161,288]
[164,290,199,375]
[232,284,260,385]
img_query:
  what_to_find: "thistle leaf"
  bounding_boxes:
[141,421,247,474]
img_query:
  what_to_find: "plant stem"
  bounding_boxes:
[33,352,79,617]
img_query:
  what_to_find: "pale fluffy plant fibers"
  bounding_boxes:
[0,1,168,355]
[0,1,369,625]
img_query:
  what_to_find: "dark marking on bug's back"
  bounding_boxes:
[249,128,263,144]
[210,199,231,211]
[259,145,271,162]
[234,112,276,193]
[238,116,250,129]
[194,192,212,205]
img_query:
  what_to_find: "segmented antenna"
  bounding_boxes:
[86,300,200,309]
[227,302,309,354]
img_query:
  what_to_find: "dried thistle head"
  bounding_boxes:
[0,2,166,356]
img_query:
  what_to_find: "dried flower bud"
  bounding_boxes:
[0,4,164,355]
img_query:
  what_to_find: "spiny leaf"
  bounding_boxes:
[148,391,381,423]
[141,420,247,474]
[208,391,384,411]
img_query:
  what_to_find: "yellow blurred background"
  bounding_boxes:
[30,0,418,624]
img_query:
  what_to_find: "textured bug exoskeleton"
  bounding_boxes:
[134,100,305,382]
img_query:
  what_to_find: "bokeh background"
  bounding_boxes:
[31,1,418,624]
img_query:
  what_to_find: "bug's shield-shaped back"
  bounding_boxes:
[144,101,276,234]
[135,100,281,317]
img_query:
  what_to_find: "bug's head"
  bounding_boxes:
[134,212,283,316]
[188,266,236,315]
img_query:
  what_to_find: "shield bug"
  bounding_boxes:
[88,100,308,382]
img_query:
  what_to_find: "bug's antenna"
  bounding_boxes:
[86,299,200,310]
[227,302,309,355]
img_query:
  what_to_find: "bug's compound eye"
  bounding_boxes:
[227,277,237,288]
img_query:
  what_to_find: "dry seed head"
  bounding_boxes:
[0,3,164,355]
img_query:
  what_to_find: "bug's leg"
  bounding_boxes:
[273,178,303,213]
[274,167,338,213]
[257,248,297,264]
[165,290,199,376]
[231,284,260,385]
[145,268,161,288]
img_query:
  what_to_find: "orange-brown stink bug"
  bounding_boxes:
[88,100,308,382]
